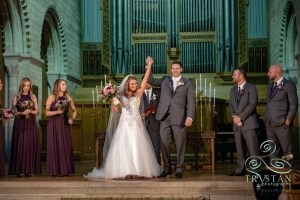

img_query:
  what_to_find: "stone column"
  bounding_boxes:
[46,72,60,93]
[3,54,21,160]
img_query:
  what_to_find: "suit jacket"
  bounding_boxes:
[148,71,196,125]
[229,82,259,131]
[263,78,298,126]
[143,88,161,132]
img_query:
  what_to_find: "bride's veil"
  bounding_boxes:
[102,74,133,162]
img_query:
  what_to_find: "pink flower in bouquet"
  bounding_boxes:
[19,100,34,118]
[3,108,15,118]
[99,84,121,108]
[55,99,69,117]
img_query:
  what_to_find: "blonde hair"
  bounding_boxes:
[16,77,35,101]
[124,76,137,98]
[51,79,71,101]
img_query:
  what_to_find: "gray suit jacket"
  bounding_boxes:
[263,78,298,126]
[229,82,259,131]
[148,72,196,125]
[143,88,161,132]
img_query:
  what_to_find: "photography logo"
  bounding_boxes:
[245,140,292,186]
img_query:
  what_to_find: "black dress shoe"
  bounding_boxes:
[228,172,246,176]
[175,173,182,179]
[159,170,173,178]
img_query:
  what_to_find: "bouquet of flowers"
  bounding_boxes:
[55,99,69,117]
[99,84,121,108]
[0,108,16,119]
[19,100,34,118]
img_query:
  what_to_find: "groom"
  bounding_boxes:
[147,61,195,179]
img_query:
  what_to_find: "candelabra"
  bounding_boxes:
[87,85,109,132]
[195,90,218,132]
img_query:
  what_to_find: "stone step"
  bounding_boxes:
[61,195,200,200]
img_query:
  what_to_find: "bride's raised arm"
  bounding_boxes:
[137,56,153,98]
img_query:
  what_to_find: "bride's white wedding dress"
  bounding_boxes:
[84,96,162,179]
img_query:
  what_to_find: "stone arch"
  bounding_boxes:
[278,1,298,83]
[40,6,67,95]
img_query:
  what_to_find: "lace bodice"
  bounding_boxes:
[119,96,142,126]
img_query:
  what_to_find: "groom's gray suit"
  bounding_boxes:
[148,71,195,174]
[229,82,260,173]
[263,78,298,165]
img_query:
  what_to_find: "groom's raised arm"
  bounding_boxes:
[146,66,162,87]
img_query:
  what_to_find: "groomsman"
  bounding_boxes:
[228,67,260,176]
[142,75,161,164]
[263,64,298,167]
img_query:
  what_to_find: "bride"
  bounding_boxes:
[84,56,162,179]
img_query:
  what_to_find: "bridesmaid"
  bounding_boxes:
[46,79,77,176]
[9,77,41,177]
[0,78,4,178]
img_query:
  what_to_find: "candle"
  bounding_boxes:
[104,75,106,86]
[205,79,206,97]
[195,79,197,97]
[109,80,111,85]
[92,90,95,109]
[96,86,99,103]
[214,89,216,106]
[209,83,211,101]
[200,74,202,91]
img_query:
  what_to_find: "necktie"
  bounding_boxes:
[146,91,150,104]
[271,82,277,94]
[237,87,241,103]
[173,78,177,91]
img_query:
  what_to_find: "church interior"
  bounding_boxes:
[1,0,300,199]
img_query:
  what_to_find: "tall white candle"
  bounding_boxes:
[214,89,216,106]
[104,75,106,86]
[92,90,95,109]
[96,86,99,103]
[205,79,206,97]
[209,83,212,101]
[200,74,202,91]
[195,79,197,97]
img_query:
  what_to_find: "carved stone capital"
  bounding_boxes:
[3,53,22,76]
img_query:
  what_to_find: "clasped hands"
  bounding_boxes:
[145,56,153,66]
[23,109,33,115]
[232,115,243,127]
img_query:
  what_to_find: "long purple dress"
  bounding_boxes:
[0,101,5,177]
[47,96,75,176]
[8,94,41,175]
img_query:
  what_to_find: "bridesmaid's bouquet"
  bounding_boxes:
[99,84,121,108]
[0,108,16,125]
[55,99,69,117]
[0,108,16,119]
[19,100,34,118]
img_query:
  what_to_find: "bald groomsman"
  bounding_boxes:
[263,64,298,167]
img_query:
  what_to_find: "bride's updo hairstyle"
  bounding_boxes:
[124,75,138,98]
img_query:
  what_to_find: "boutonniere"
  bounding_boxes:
[277,82,284,90]
[238,88,245,96]
[151,93,157,101]
[177,80,184,86]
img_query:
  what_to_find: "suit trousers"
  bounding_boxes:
[266,124,293,166]
[146,122,161,165]
[234,128,260,173]
[160,114,187,173]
